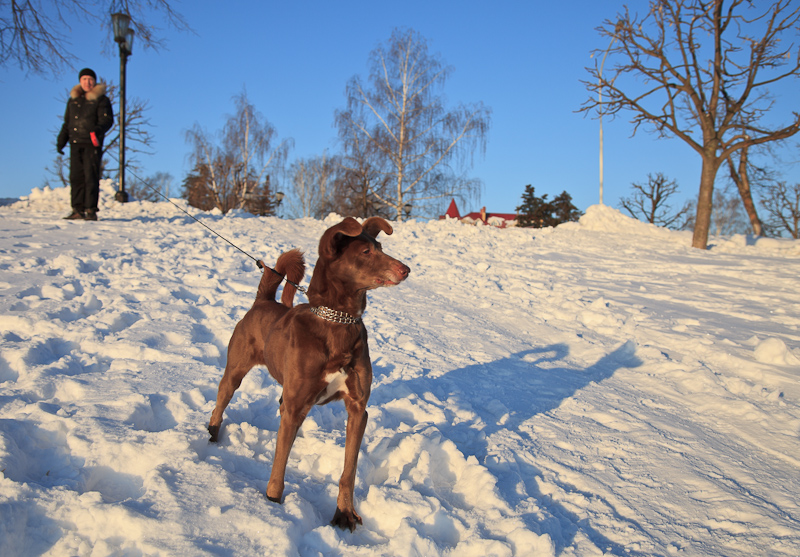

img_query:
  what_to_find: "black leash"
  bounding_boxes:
[122,169,307,294]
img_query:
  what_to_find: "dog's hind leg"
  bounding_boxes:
[208,328,257,441]
[208,368,248,441]
[208,316,264,442]
[207,363,251,442]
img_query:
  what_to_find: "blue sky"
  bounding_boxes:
[2,0,798,216]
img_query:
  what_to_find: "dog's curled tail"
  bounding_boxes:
[255,249,305,307]
[278,249,305,308]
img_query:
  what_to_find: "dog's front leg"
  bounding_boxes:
[331,400,368,531]
[266,398,310,503]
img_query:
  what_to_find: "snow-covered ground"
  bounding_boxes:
[1,182,799,556]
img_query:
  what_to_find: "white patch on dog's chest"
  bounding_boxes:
[317,368,349,404]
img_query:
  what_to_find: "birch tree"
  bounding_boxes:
[184,90,291,214]
[335,28,491,220]
[333,114,393,218]
[287,154,340,219]
[184,125,232,212]
[582,0,800,249]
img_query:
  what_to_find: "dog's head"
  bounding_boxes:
[310,217,410,307]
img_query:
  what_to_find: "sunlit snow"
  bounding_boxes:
[1,181,799,556]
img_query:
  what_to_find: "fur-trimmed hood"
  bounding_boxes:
[70,83,107,101]
[58,82,114,150]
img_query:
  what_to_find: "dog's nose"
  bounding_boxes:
[398,264,410,278]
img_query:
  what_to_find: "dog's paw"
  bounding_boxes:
[207,423,220,443]
[266,493,282,504]
[331,507,363,532]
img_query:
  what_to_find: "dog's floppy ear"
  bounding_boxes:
[362,217,393,238]
[319,217,364,259]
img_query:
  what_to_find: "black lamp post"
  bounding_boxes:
[111,12,134,203]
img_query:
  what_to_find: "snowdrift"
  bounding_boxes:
[1,183,799,556]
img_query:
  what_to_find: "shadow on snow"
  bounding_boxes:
[369,341,646,555]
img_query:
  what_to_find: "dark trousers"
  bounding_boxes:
[69,144,102,212]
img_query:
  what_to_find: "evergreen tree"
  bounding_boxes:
[516,185,582,228]
[551,191,583,225]
[516,185,547,228]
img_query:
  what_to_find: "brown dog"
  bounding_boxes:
[208,217,409,531]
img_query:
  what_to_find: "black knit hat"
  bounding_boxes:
[79,68,97,81]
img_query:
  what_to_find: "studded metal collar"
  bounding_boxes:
[310,306,362,325]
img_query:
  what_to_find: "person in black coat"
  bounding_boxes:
[57,68,114,221]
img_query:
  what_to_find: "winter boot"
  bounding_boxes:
[63,210,85,220]
[84,209,98,221]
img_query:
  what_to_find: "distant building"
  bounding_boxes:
[439,199,517,228]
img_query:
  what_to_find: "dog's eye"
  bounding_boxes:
[362,248,371,255]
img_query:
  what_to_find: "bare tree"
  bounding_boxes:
[101,80,154,177]
[619,172,692,228]
[184,124,229,211]
[333,115,393,218]
[760,181,800,238]
[335,28,491,220]
[286,154,340,219]
[712,185,750,236]
[184,90,291,214]
[182,160,226,212]
[582,0,800,249]
[681,185,752,236]
[724,142,787,237]
[181,154,276,214]
[129,171,173,201]
[41,153,69,189]
[1,0,190,76]
[725,145,764,236]
[222,91,290,205]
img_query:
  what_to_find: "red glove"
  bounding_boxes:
[90,132,99,147]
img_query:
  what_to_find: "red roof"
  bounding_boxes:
[439,199,517,228]
[444,199,461,219]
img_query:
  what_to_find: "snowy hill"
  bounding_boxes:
[1,182,799,556]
